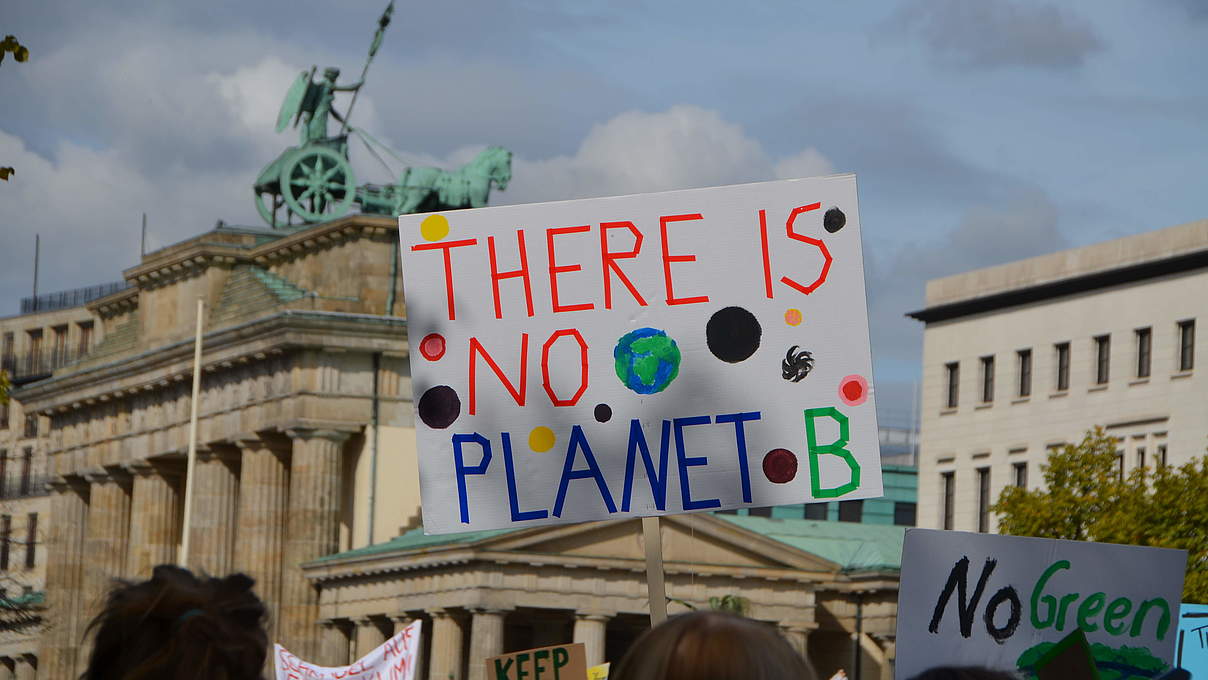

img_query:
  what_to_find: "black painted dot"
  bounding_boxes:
[823,207,846,233]
[706,306,762,363]
[763,448,798,484]
[594,403,613,423]
[418,385,461,429]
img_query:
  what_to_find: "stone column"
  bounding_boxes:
[467,609,508,680]
[40,477,89,680]
[126,461,181,577]
[279,429,349,657]
[12,656,34,680]
[779,623,813,659]
[187,446,240,575]
[233,438,290,639]
[355,617,389,659]
[573,612,610,667]
[428,608,464,680]
[0,658,14,680]
[879,639,896,680]
[80,468,132,669]
[317,619,351,667]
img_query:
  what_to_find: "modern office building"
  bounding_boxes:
[908,219,1206,533]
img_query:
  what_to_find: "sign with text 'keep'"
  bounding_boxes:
[895,529,1186,679]
[486,642,587,680]
[399,176,881,533]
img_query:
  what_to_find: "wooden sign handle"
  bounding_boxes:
[642,516,668,626]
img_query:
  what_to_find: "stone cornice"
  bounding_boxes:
[17,310,407,414]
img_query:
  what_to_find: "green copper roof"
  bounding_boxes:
[715,514,905,572]
[314,515,904,573]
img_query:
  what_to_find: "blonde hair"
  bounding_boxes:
[610,611,817,680]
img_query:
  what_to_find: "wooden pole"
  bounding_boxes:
[642,516,668,626]
[179,297,204,567]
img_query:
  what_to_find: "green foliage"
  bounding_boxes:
[0,35,29,64]
[707,594,749,616]
[994,427,1208,603]
[0,369,10,405]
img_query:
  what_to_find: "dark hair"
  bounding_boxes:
[610,611,817,680]
[907,667,1020,680]
[82,564,268,680]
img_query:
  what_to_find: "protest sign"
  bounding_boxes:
[1175,603,1208,677]
[486,642,588,680]
[587,662,610,680]
[398,176,882,534]
[895,529,1187,679]
[275,619,421,680]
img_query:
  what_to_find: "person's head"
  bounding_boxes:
[83,564,268,680]
[610,610,817,680]
[907,666,1020,680]
[323,67,340,81]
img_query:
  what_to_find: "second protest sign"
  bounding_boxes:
[399,176,882,533]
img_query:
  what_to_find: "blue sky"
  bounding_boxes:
[2,0,1205,424]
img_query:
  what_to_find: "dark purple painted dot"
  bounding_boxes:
[418,385,460,429]
[594,403,612,423]
[762,448,798,484]
[706,306,761,363]
[823,207,846,233]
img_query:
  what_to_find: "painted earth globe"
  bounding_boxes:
[613,327,681,394]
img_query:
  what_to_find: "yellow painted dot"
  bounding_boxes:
[785,308,803,326]
[529,426,556,453]
[420,214,450,242]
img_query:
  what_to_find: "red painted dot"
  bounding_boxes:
[762,448,798,484]
[419,333,446,361]
[839,374,869,406]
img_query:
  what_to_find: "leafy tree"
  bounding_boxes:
[994,427,1208,602]
[1,35,30,181]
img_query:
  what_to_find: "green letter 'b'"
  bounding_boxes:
[804,407,860,498]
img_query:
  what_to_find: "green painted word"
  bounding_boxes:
[1031,559,1171,640]
[494,646,572,680]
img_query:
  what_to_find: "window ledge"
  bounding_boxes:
[1129,378,1150,386]
[1049,391,1068,399]
[1011,396,1031,404]
[975,403,993,410]
[1171,371,1193,380]
[1088,384,1109,393]
[940,407,957,416]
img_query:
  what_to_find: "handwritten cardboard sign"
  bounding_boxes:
[895,529,1187,679]
[274,619,421,680]
[486,642,588,680]
[1175,603,1208,677]
[399,176,882,533]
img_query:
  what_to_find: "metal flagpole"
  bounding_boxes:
[179,297,204,567]
[339,1,394,136]
[642,517,668,625]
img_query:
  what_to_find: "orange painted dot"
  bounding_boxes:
[529,426,556,452]
[420,214,450,242]
[784,308,803,326]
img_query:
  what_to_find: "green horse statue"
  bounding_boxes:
[357,146,512,216]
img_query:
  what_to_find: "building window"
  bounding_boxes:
[1158,444,1168,468]
[1013,462,1027,488]
[1017,349,1032,397]
[18,448,31,497]
[1095,335,1111,384]
[1055,342,1070,391]
[0,449,6,498]
[1135,328,1151,378]
[24,513,36,569]
[977,468,991,533]
[838,500,863,523]
[23,415,37,439]
[52,325,69,363]
[1137,446,1146,470]
[1179,320,1195,371]
[945,362,959,408]
[941,472,955,530]
[748,506,772,518]
[0,402,7,430]
[804,503,828,520]
[980,356,995,403]
[78,321,94,356]
[0,515,9,571]
[893,502,917,526]
[1116,450,1125,479]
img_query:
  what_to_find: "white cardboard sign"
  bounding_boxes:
[398,176,882,534]
[895,529,1187,679]
[274,619,421,680]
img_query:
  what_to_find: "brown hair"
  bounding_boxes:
[610,611,817,680]
[82,564,268,680]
